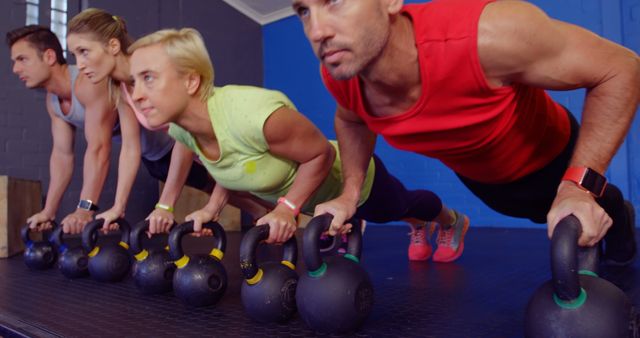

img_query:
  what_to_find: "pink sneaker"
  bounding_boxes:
[433,211,469,263]
[408,223,435,261]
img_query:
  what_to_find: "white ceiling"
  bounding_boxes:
[221,0,295,25]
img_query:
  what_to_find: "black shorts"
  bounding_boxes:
[456,108,618,224]
[141,146,215,194]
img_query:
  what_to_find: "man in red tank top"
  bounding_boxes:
[293,0,639,265]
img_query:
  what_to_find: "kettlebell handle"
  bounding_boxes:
[50,224,97,254]
[81,218,131,252]
[303,213,363,272]
[21,221,58,246]
[129,220,150,255]
[167,221,227,261]
[239,224,298,280]
[129,220,176,255]
[551,214,598,301]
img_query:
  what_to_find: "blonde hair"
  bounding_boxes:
[128,28,214,101]
[68,8,132,53]
[68,8,133,106]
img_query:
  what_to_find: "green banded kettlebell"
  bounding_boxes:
[524,215,638,337]
[168,221,228,307]
[130,220,175,294]
[21,222,57,270]
[240,224,298,323]
[81,218,131,282]
[50,226,89,278]
[296,214,374,334]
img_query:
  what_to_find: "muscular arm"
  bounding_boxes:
[479,1,640,244]
[333,104,377,206]
[256,106,334,243]
[39,97,76,221]
[479,0,640,174]
[94,98,141,228]
[75,75,116,207]
[264,106,334,210]
[311,104,377,234]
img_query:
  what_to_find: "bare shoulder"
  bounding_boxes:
[480,0,548,29]
[478,0,562,85]
[264,106,303,140]
[44,92,56,118]
[74,73,109,104]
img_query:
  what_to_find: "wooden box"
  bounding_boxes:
[0,176,42,258]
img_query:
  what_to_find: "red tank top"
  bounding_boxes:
[321,0,570,184]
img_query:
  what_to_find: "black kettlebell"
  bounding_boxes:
[524,215,638,337]
[50,226,89,278]
[82,218,131,282]
[130,220,175,294]
[240,224,298,323]
[296,214,374,334]
[168,221,228,307]
[21,222,57,270]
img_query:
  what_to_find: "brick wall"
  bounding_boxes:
[0,0,263,225]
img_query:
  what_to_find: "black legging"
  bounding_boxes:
[145,149,443,224]
[354,155,443,223]
[141,145,215,194]
[457,109,632,258]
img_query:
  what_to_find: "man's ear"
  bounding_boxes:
[386,0,404,15]
[43,48,58,66]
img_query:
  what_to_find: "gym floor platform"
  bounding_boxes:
[0,226,638,338]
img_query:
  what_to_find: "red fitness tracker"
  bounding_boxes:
[562,166,607,198]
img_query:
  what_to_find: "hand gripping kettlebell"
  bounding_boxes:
[240,224,298,323]
[130,220,175,294]
[82,218,131,282]
[296,214,374,334]
[168,221,228,307]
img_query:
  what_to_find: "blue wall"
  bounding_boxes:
[263,0,640,228]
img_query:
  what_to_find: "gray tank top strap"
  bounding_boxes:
[48,65,85,129]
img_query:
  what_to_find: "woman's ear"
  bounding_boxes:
[108,38,122,55]
[185,72,202,96]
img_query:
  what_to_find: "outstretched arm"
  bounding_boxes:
[478,0,640,245]
[30,97,76,231]
[314,104,377,235]
[63,76,117,233]
[95,99,141,228]
[258,106,335,243]
[147,142,193,234]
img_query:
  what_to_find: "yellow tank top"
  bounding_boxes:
[168,85,375,214]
